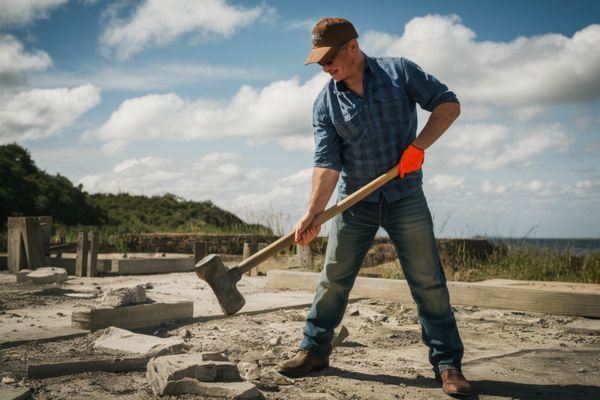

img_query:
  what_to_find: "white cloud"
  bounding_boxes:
[0,35,100,144]
[31,61,269,91]
[430,123,572,171]
[286,19,315,31]
[79,154,313,232]
[0,84,101,143]
[277,135,315,152]
[481,179,507,194]
[362,15,600,106]
[427,174,465,191]
[0,0,66,27]
[100,0,268,59]
[0,34,51,86]
[510,106,546,122]
[86,73,328,154]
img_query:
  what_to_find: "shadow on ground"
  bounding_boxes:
[319,367,600,399]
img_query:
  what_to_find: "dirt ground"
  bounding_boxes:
[1,270,599,400]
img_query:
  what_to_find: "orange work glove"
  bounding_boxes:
[398,144,425,178]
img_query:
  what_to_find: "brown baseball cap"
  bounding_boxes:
[305,17,358,65]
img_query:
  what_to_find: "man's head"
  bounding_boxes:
[305,17,358,66]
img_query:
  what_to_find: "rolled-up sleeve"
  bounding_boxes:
[313,100,342,171]
[402,58,459,112]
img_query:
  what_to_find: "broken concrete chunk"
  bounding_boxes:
[147,354,246,396]
[332,324,349,347]
[26,267,68,284]
[238,362,261,380]
[272,372,294,385]
[101,284,147,307]
[269,336,282,346]
[93,327,186,356]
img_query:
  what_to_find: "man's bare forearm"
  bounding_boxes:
[413,102,460,150]
[306,167,340,216]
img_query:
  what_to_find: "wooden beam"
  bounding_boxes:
[71,301,194,331]
[193,241,207,264]
[266,270,600,318]
[110,257,194,275]
[27,356,150,378]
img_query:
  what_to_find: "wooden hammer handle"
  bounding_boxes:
[237,166,399,274]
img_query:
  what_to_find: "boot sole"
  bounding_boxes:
[277,362,329,378]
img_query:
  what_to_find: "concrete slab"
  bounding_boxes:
[26,267,68,284]
[93,327,187,356]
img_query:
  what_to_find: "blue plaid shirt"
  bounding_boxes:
[313,54,458,203]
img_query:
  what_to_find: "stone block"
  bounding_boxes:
[93,327,186,356]
[147,354,263,398]
[26,267,67,284]
[100,284,147,307]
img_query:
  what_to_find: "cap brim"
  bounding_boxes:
[304,46,336,65]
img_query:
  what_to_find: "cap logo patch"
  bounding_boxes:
[312,32,321,45]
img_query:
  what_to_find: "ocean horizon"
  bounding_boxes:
[483,237,600,256]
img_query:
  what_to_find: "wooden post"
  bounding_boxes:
[7,217,46,273]
[8,218,25,273]
[193,241,207,264]
[87,231,99,277]
[242,242,253,260]
[252,243,268,276]
[76,231,89,277]
[38,216,52,256]
[243,242,258,276]
[298,244,313,269]
[23,217,44,269]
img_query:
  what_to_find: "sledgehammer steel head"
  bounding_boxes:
[195,254,245,315]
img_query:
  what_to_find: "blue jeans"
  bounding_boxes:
[300,187,464,372]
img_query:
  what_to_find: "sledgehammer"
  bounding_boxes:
[195,165,400,315]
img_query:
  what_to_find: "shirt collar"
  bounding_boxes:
[333,52,373,94]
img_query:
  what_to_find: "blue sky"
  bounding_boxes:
[1,0,599,238]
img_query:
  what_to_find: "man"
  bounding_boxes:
[277,17,471,397]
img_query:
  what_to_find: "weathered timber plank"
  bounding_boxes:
[71,301,194,331]
[27,356,150,378]
[266,270,600,318]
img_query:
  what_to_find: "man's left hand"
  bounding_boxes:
[398,144,425,178]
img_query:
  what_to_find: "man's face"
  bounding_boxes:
[320,44,351,81]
